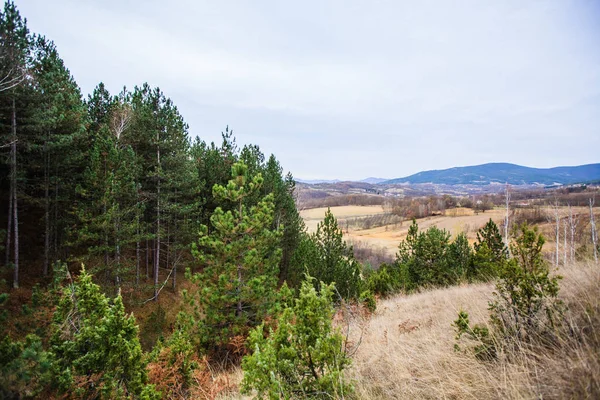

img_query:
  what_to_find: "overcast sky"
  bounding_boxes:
[16,0,600,180]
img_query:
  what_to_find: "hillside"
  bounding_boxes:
[382,163,600,186]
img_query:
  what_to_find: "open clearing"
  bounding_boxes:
[301,206,506,256]
[300,205,387,233]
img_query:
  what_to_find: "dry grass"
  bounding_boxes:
[347,261,600,399]
[214,261,599,399]
[301,206,506,257]
[300,205,387,233]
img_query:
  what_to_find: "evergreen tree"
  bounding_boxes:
[241,277,352,399]
[50,267,158,398]
[30,35,86,276]
[446,232,472,281]
[0,0,31,287]
[186,162,282,352]
[303,209,362,300]
[472,219,507,279]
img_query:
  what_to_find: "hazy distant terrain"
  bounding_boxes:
[382,162,600,186]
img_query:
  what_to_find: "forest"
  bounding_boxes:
[1,2,599,399]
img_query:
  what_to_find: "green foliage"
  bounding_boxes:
[489,223,562,341]
[394,220,476,292]
[446,232,471,281]
[50,267,157,398]
[397,219,469,289]
[365,262,409,297]
[295,209,363,300]
[455,223,564,363]
[471,219,507,280]
[0,334,52,398]
[452,311,496,361]
[360,289,377,313]
[187,162,282,352]
[241,277,353,399]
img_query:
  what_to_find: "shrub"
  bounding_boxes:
[453,311,496,361]
[489,223,562,343]
[0,334,52,398]
[360,290,377,313]
[50,266,158,399]
[241,277,353,399]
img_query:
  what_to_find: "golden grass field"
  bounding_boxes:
[347,260,599,399]
[300,206,507,256]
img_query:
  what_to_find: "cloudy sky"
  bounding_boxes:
[16,0,600,180]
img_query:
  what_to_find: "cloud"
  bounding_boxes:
[16,0,600,180]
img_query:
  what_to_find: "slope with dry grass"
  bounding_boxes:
[347,261,599,399]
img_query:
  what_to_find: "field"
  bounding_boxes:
[300,206,506,256]
[346,260,599,399]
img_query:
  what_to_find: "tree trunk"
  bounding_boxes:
[504,184,510,256]
[154,136,160,301]
[53,165,58,257]
[5,173,12,268]
[136,216,140,286]
[591,198,598,263]
[11,98,19,288]
[569,205,576,262]
[563,218,567,265]
[43,136,50,276]
[172,248,177,291]
[555,205,559,268]
[145,238,149,279]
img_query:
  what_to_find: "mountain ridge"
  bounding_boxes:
[381,162,600,186]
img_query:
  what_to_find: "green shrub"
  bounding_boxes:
[360,289,377,313]
[50,266,158,398]
[490,223,562,343]
[453,310,496,361]
[241,277,353,399]
[0,334,52,398]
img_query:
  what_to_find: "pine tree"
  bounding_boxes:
[305,208,362,300]
[241,277,352,399]
[472,218,508,279]
[50,267,158,398]
[29,35,86,276]
[0,0,30,287]
[186,162,282,352]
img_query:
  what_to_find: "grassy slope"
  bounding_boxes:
[348,261,599,399]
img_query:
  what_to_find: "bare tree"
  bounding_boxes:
[503,184,511,254]
[563,217,567,265]
[590,197,598,263]
[568,204,578,262]
[554,202,560,268]
[0,48,25,93]
[547,200,560,268]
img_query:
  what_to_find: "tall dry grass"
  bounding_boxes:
[347,261,600,399]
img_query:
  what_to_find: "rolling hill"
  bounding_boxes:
[382,163,600,186]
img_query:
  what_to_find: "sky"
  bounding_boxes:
[15,0,600,180]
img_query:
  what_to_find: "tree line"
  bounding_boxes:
[0,1,302,298]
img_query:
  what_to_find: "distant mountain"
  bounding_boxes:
[296,178,341,184]
[360,177,388,184]
[381,163,600,186]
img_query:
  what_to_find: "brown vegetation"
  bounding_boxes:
[347,261,599,399]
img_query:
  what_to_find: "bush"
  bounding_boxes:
[455,223,563,361]
[0,334,52,398]
[241,277,353,399]
[470,219,507,280]
[453,311,496,361]
[50,266,158,398]
[489,223,562,343]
